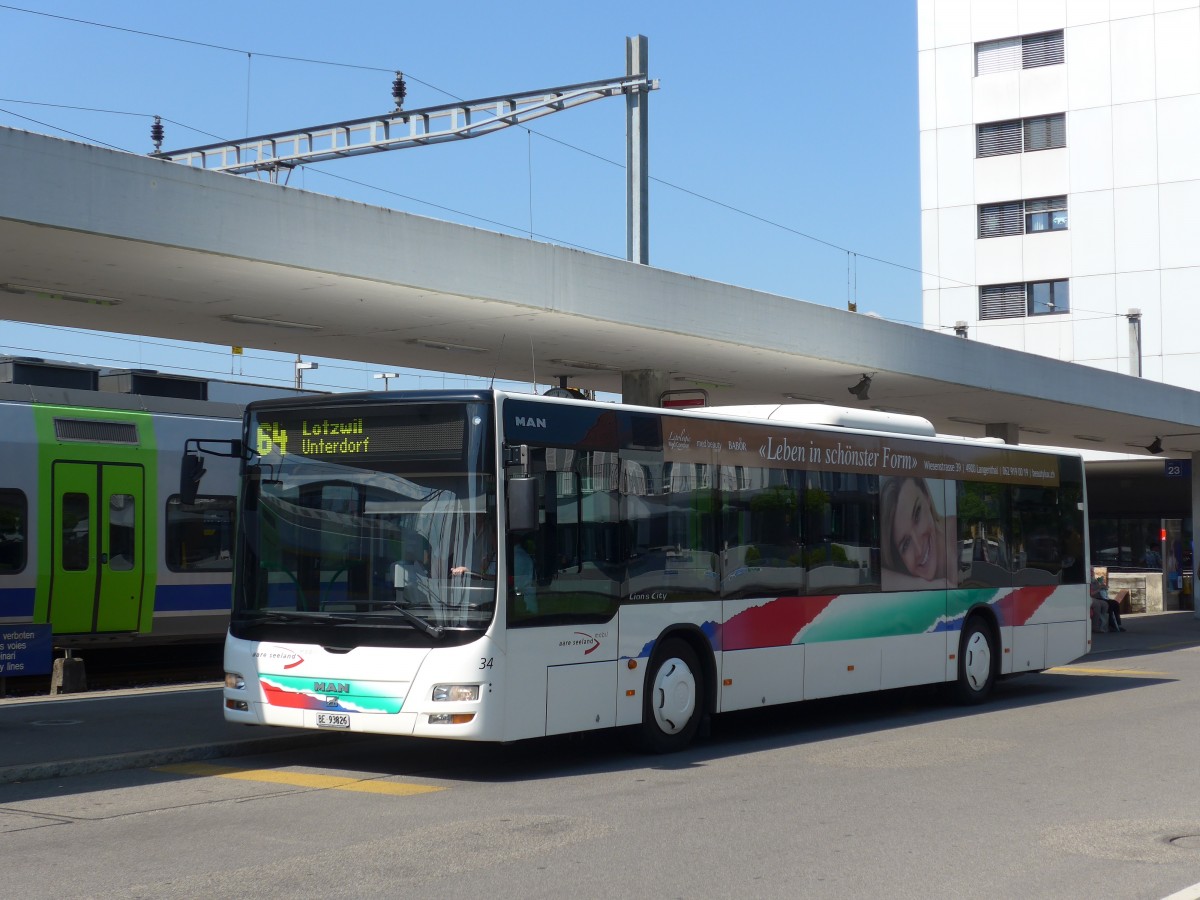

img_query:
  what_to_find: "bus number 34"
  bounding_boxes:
[479,657,494,669]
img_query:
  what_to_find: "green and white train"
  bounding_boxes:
[0,359,295,647]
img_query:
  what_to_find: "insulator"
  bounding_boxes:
[150,116,165,153]
[392,72,407,110]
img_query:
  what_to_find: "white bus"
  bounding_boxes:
[220,389,1089,751]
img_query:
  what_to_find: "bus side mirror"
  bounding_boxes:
[180,454,206,505]
[507,477,539,533]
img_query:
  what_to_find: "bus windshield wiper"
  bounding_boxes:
[243,610,357,625]
[362,602,444,639]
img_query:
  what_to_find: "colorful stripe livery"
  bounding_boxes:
[638,585,1079,657]
[260,673,405,714]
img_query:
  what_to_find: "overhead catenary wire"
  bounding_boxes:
[0,4,971,297]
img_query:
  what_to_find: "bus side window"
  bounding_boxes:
[803,471,880,592]
[509,446,623,624]
[719,465,805,599]
[957,481,1012,588]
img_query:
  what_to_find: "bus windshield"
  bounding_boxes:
[232,398,497,638]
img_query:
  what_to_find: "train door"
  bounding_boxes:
[49,462,146,635]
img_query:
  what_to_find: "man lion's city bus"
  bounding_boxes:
[219,389,1088,752]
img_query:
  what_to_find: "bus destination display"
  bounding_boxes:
[253,408,465,461]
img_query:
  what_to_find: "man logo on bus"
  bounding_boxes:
[314,681,350,694]
[515,416,547,428]
[256,422,289,456]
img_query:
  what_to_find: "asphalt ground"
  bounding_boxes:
[1,610,1196,786]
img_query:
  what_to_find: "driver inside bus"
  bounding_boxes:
[451,511,496,579]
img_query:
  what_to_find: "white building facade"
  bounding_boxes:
[918,0,1200,385]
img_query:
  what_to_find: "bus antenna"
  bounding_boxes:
[530,336,538,394]
[490,334,505,389]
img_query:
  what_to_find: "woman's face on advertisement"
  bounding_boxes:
[893,480,941,580]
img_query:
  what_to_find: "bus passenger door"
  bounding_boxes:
[50,462,146,635]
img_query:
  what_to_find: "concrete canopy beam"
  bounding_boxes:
[621,369,671,408]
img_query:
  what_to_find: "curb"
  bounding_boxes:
[0,732,353,785]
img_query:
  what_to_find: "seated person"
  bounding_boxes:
[1089,582,1109,632]
[1090,578,1125,632]
[451,512,497,579]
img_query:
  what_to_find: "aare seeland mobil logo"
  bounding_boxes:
[558,630,607,655]
[252,646,305,669]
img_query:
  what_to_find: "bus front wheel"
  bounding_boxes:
[638,638,704,753]
[953,617,997,704]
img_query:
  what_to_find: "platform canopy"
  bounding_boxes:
[2,126,1199,458]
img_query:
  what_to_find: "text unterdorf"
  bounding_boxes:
[257,418,372,457]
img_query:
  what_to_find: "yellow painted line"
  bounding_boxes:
[1147,640,1200,651]
[1046,665,1171,678]
[155,762,444,796]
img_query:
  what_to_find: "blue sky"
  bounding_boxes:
[0,1,923,394]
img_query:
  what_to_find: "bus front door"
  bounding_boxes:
[50,462,146,635]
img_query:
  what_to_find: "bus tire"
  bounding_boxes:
[637,638,704,753]
[953,616,997,704]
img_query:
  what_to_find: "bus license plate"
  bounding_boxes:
[316,712,350,729]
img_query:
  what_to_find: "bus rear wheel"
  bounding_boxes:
[638,638,704,753]
[953,616,997,704]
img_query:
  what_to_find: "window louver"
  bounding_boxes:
[979,284,1026,320]
[54,418,140,444]
[1025,195,1065,214]
[978,201,1024,237]
[977,120,1023,157]
[979,196,1068,237]
[1024,114,1066,151]
[1022,31,1064,68]
[976,30,1063,75]
[975,37,1021,75]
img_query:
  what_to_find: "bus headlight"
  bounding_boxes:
[225,672,246,690]
[432,684,479,702]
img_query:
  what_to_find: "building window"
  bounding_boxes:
[980,283,1026,320]
[979,280,1069,319]
[1024,114,1066,151]
[977,114,1065,157]
[1027,279,1069,316]
[976,30,1064,75]
[979,196,1067,238]
[1022,31,1065,69]
[1025,196,1068,233]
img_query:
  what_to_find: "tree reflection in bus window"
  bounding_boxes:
[957,481,1012,588]
[719,465,805,598]
[802,471,880,592]
[623,456,719,602]
[509,446,623,624]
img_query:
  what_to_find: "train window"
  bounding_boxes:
[62,492,90,571]
[108,493,136,571]
[0,489,27,573]
[166,495,235,572]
